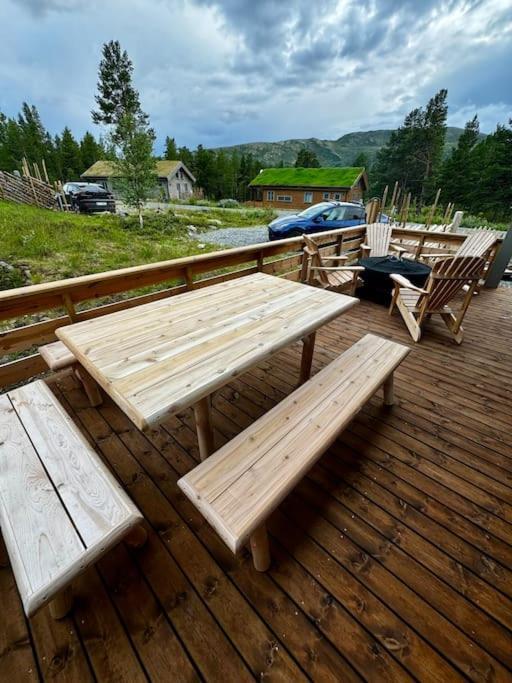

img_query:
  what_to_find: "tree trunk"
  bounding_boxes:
[138,206,144,229]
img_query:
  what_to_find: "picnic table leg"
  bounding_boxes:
[299,332,316,385]
[194,396,215,461]
[250,523,271,571]
[49,586,73,619]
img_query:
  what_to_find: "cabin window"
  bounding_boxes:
[267,191,274,201]
[323,192,330,200]
[304,192,313,203]
[277,195,292,202]
[334,193,341,200]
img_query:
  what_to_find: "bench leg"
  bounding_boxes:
[299,332,316,385]
[194,396,215,461]
[383,374,394,406]
[49,586,73,619]
[74,366,103,407]
[250,523,271,572]
[125,525,148,549]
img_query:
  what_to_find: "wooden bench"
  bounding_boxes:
[39,340,102,407]
[0,380,146,619]
[178,333,410,571]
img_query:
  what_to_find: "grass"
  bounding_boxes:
[249,167,364,188]
[0,201,275,285]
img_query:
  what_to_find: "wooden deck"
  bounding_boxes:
[1,286,511,682]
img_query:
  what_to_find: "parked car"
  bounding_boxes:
[268,201,388,240]
[62,182,116,214]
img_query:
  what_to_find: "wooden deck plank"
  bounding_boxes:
[0,286,511,682]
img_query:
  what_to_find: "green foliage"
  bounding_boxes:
[164,136,178,160]
[0,102,105,181]
[113,115,157,226]
[440,117,512,221]
[58,126,82,180]
[0,263,25,291]
[294,148,320,168]
[91,40,147,129]
[250,167,364,187]
[373,89,448,202]
[352,151,368,167]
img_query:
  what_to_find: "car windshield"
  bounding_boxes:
[297,203,333,218]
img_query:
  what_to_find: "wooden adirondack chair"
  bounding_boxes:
[389,254,486,343]
[419,229,497,264]
[361,223,408,258]
[418,229,498,293]
[303,235,363,296]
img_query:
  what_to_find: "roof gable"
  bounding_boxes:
[249,167,366,189]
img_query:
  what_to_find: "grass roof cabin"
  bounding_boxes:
[81,160,196,201]
[249,167,368,210]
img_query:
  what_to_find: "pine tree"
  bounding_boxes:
[294,148,320,168]
[164,136,178,160]
[58,127,82,181]
[441,115,480,207]
[80,131,103,170]
[352,152,368,167]
[92,40,147,129]
[372,89,447,202]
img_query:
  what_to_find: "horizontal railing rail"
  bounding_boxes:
[0,224,501,389]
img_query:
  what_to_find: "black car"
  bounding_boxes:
[63,182,116,214]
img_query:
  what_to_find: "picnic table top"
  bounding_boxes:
[56,272,357,430]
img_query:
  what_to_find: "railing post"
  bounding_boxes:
[484,228,512,288]
[184,267,194,290]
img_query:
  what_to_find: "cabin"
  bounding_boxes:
[81,160,196,201]
[249,166,368,210]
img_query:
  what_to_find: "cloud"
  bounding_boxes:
[1,0,511,150]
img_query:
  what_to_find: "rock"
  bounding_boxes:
[208,219,222,225]
[198,243,206,249]
[187,225,197,232]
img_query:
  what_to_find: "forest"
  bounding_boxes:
[1,89,510,221]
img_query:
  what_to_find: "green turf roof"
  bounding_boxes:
[249,167,365,188]
[81,160,180,178]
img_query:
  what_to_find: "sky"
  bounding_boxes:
[1,0,511,153]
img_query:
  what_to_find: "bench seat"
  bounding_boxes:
[178,333,410,570]
[0,380,144,618]
[39,340,76,370]
[39,341,102,407]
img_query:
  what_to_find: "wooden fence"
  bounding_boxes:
[0,225,501,389]
[0,171,55,209]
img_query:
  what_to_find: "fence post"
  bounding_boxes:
[484,228,512,288]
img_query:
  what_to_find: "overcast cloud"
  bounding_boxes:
[1,0,511,151]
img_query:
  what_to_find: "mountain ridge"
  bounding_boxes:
[212,127,483,167]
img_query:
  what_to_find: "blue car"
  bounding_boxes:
[268,201,386,240]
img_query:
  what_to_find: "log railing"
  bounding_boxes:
[0,225,501,389]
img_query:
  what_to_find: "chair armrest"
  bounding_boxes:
[324,254,348,262]
[361,244,371,253]
[390,244,408,254]
[419,252,453,260]
[311,266,364,272]
[390,273,429,294]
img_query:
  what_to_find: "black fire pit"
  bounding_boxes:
[358,256,431,306]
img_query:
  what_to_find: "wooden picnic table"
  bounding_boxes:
[56,272,358,459]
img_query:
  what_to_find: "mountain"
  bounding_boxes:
[212,127,483,167]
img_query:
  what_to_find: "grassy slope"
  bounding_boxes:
[0,201,274,284]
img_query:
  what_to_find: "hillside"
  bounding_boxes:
[213,127,483,167]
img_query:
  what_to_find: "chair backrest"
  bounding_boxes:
[303,235,330,287]
[365,223,393,257]
[454,230,497,259]
[426,255,486,310]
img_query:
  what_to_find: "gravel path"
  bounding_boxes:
[201,226,269,247]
